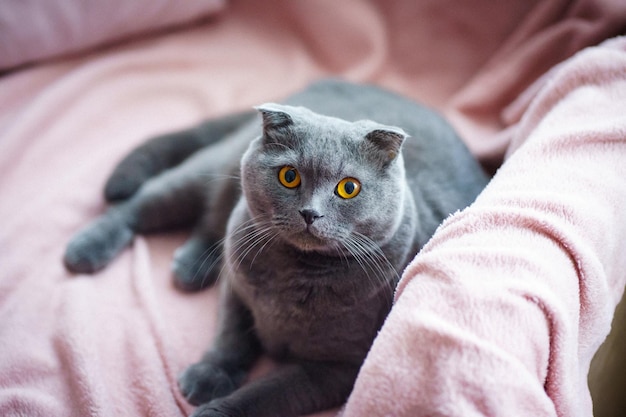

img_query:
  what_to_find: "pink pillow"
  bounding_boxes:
[0,0,226,70]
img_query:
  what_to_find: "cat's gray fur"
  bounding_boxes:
[64,80,488,417]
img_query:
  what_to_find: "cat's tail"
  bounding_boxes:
[63,209,134,274]
[104,110,256,202]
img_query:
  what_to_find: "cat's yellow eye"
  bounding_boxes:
[278,166,301,189]
[336,177,361,199]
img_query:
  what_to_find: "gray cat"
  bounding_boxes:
[64,80,488,417]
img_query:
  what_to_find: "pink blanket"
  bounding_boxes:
[1,1,625,416]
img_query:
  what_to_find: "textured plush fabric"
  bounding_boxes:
[1,1,625,416]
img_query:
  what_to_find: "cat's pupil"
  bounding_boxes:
[285,169,297,183]
[344,181,355,194]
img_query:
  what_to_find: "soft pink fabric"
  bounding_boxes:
[1,1,625,416]
[0,0,226,70]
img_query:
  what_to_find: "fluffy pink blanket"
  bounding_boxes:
[1,1,625,416]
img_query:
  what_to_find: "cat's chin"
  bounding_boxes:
[283,230,335,253]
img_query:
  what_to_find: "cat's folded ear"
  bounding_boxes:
[255,103,294,145]
[363,127,408,167]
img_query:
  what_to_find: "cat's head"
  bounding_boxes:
[240,103,409,254]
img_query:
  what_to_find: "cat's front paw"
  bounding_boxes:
[63,211,134,273]
[178,361,244,406]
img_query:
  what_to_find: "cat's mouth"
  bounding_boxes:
[284,225,334,251]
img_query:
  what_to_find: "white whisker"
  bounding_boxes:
[213,216,279,284]
[340,231,398,298]
[186,215,267,287]
[249,231,280,268]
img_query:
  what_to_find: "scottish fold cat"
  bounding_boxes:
[64,80,488,417]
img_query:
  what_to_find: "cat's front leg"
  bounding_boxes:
[179,283,262,405]
[190,360,360,417]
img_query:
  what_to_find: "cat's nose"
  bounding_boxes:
[299,209,323,225]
